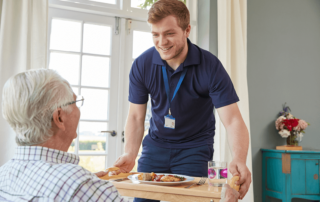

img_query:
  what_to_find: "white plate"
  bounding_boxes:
[128,173,194,186]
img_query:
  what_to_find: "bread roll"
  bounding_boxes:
[106,167,120,172]
[137,173,152,181]
[142,173,152,181]
[228,176,240,191]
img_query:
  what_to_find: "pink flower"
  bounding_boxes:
[275,116,286,130]
[294,120,309,131]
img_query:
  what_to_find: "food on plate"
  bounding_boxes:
[137,173,186,182]
[160,175,182,182]
[228,176,240,191]
[138,173,152,181]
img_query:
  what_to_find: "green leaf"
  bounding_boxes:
[138,0,186,9]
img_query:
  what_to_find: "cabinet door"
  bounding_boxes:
[266,157,285,193]
[291,159,306,194]
[306,160,319,194]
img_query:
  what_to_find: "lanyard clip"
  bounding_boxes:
[169,108,171,116]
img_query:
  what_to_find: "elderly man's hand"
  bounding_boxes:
[94,170,109,178]
[229,159,251,199]
[220,184,239,202]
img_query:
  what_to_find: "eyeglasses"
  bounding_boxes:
[64,95,84,108]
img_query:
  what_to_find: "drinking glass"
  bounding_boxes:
[208,161,227,187]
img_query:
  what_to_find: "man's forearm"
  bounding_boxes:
[225,119,249,163]
[124,116,145,158]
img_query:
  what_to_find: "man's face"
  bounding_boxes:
[151,15,190,62]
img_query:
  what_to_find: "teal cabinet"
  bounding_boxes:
[261,149,320,201]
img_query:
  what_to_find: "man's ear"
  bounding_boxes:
[52,108,65,131]
[185,24,191,38]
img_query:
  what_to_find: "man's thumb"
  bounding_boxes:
[113,157,125,167]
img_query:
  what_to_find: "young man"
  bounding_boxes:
[114,0,251,201]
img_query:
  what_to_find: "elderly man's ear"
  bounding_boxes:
[52,108,66,131]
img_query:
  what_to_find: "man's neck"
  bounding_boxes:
[35,134,73,152]
[166,41,189,71]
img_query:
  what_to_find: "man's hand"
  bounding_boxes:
[220,184,239,202]
[229,159,251,199]
[94,170,109,177]
[113,153,136,173]
[216,103,251,199]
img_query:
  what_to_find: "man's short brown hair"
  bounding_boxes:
[148,0,190,30]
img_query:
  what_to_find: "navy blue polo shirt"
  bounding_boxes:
[129,39,239,149]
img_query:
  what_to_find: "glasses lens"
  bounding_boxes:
[76,95,84,108]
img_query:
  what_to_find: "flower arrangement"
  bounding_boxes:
[275,103,310,146]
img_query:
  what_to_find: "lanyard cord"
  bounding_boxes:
[162,66,188,115]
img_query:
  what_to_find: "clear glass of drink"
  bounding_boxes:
[208,161,228,187]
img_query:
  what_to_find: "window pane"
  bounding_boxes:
[68,140,75,153]
[50,19,81,52]
[82,55,110,88]
[79,156,106,173]
[72,87,79,95]
[132,31,153,59]
[90,0,115,4]
[79,121,108,152]
[49,52,80,85]
[132,129,148,172]
[131,0,151,9]
[80,88,109,120]
[145,99,152,126]
[83,24,111,55]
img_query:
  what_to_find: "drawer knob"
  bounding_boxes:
[316,163,319,165]
[314,174,318,180]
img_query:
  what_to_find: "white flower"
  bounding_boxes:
[297,133,304,141]
[279,129,291,138]
[287,113,294,119]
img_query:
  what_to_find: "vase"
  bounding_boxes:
[286,131,299,146]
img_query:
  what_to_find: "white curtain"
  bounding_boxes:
[0,0,48,166]
[214,0,254,201]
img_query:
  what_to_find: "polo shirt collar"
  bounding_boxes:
[152,38,201,67]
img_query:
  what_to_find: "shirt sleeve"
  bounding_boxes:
[209,60,239,108]
[128,59,149,104]
[71,177,129,202]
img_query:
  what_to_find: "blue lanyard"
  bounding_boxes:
[162,65,188,115]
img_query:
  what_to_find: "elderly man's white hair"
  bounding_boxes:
[2,69,74,146]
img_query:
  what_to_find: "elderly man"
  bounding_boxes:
[0,69,127,201]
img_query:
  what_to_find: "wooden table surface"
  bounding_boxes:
[110,177,226,202]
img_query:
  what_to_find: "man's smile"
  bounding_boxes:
[159,46,173,52]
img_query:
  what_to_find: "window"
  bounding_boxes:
[48,9,121,172]
[130,0,151,9]
[127,28,154,172]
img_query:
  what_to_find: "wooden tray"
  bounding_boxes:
[112,177,224,202]
[276,145,303,150]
